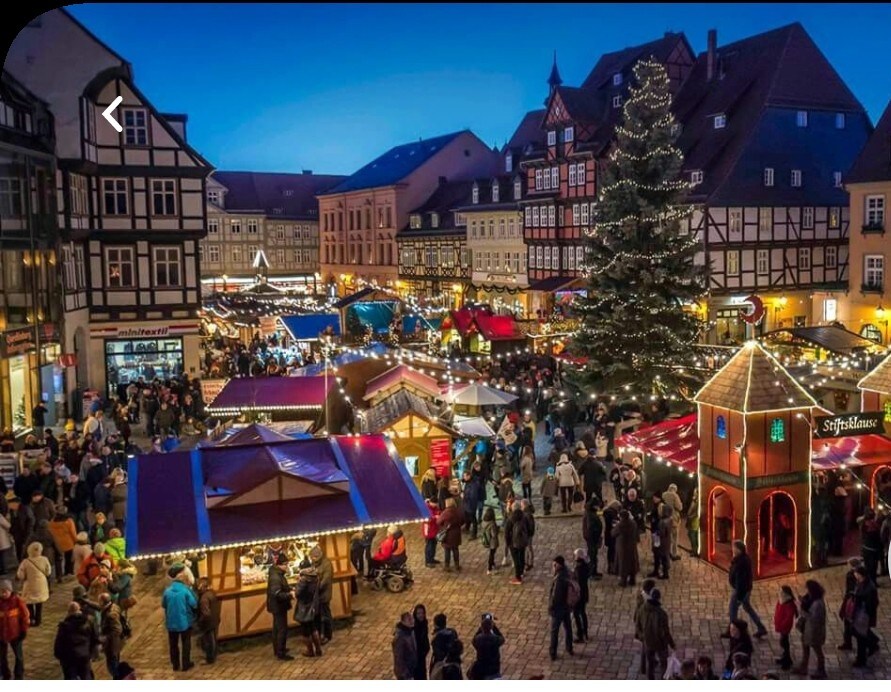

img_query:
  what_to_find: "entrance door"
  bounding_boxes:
[707,486,735,569]
[758,491,796,577]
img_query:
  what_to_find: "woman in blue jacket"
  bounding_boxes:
[162,563,198,672]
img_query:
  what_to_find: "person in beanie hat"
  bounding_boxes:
[162,562,197,671]
[0,579,29,679]
[16,542,51,626]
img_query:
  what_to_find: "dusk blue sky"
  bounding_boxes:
[64,3,891,175]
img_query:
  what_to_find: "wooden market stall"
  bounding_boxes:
[126,431,428,640]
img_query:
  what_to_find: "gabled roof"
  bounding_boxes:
[694,340,818,413]
[364,364,441,402]
[847,100,891,184]
[204,423,292,447]
[503,109,547,154]
[858,351,891,395]
[398,179,474,237]
[206,376,333,413]
[362,389,451,435]
[212,171,346,220]
[762,326,882,356]
[325,130,470,194]
[581,32,689,90]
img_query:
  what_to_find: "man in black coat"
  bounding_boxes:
[578,451,607,502]
[392,611,417,680]
[582,496,604,579]
[548,555,574,661]
[12,467,39,505]
[470,614,504,679]
[724,540,767,638]
[265,552,294,660]
[53,602,99,679]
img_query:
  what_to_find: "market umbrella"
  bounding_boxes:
[445,383,518,407]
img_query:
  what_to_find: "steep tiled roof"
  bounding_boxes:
[581,33,688,90]
[327,131,470,194]
[212,171,346,220]
[694,341,817,413]
[504,109,546,153]
[858,352,891,395]
[847,100,891,184]
[397,179,474,237]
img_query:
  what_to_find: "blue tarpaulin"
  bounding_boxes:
[348,302,396,334]
[280,313,341,340]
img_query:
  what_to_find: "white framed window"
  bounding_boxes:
[247,218,259,234]
[153,246,182,286]
[865,255,884,289]
[472,185,479,204]
[534,170,542,190]
[231,246,242,264]
[577,161,585,185]
[505,153,513,172]
[796,110,808,127]
[690,170,703,186]
[208,219,219,234]
[248,244,258,259]
[714,114,726,129]
[102,178,128,216]
[151,179,176,216]
[207,245,220,263]
[528,245,536,269]
[105,246,135,288]
[62,246,76,290]
[572,204,580,225]
[543,168,551,189]
[122,108,148,146]
[275,225,285,240]
[536,246,543,268]
[729,209,742,234]
[524,207,532,226]
[70,174,88,215]
[764,168,774,187]
[430,212,440,228]
[759,208,772,233]
[612,72,622,86]
[833,171,842,188]
[488,219,495,238]
[207,189,219,206]
[547,131,556,146]
[756,249,769,275]
[564,126,574,142]
[828,207,841,229]
[551,166,559,187]
[482,251,490,271]
[568,165,576,187]
[612,95,622,109]
[726,250,740,276]
[567,245,576,271]
[576,246,584,268]
[454,212,466,227]
[508,218,516,237]
[581,203,589,225]
[513,179,522,200]
[548,206,555,227]
[835,112,846,129]
[276,248,285,265]
[865,195,885,227]
[791,169,802,188]
[499,218,505,237]
[230,219,241,234]
[798,247,811,271]
[492,182,500,203]
[74,246,86,289]
[544,246,552,269]
[825,246,837,269]
[802,206,814,229]
[532,207,540,226]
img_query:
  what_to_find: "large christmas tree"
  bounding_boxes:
[573,58,706,399]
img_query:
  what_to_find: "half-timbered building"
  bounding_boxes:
[6,9,215,399]
[674,24,872,344]
[396,179,473,310]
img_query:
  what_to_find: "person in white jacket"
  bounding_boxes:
[555,454,580,513]
[16,541,52,626]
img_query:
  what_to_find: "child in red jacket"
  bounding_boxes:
[422,500,441,568]
[773,585,798,670]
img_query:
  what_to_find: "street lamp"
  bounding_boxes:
[877,304,888,344]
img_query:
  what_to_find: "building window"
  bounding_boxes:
[825,246,837,269]
[613,72,623,86]
[572,204,580,225]
[231,246,241,264]
[729,209,742,234]
[248,245,258,260]
[564,126,574,142]
[151,179,176,216]
[385,207,392,227]
[714,114,726,129]
[865,255,884,289]
[275,225,285,240]
[726,250,740,276]
[0,177,23,217]
[547,131,556,146]
[576,245,584,268]
[492,182,500,203]
[207,219,219,234]
[247,219,259,234]
[153,246,182,287]
[791,169,802,188]
[122,108,148,146]
[763,168,774,187]
[567,245,576,271]
[524,207,531,226]
[208,245,220,263]
[207,189,219,206]
[865,195,885,227]
[796,110,808,127]
[430,212,440,228]
[770,418,785,443]
[581,203,589,225]
[548,206,555,227]
[106,247,134,288]
[505,153,513,172]
[543,168,551,189]
[498,218,505,237]
[513,179,522,200]
[835,112,845,129]
[70,174,88,215]
[802,207,814,229]
[716,415,727,439]
[508,217,516,237]
[472,184,480,204]
[759,208,772,233]
[612,95,622,109]
[230,220,241,234]
[551,166,559,187]
[410,214,421,229]
[757,249,769,275]
[690,170,703,186]
[799,247,811,271]
[577,161,585,185]
[568,165,576,187]
[532,207,539,226]
[536,246,543,268]
[534,170,542,191]
[102,178,128,216]
[544,246,552,269]
[828,207,841,229]
[455,212,466,227]
[276,249,285,265]
[528,246,536,269]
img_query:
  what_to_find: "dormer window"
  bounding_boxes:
[835,113,846,129]
[410,214,422,229]
[564,126,574,142]
[612,95,623,109]
[513,179,522,200]
[764,168,774,187]
[492,182,500,203]
[505,153,513,172]
[122,108,148,146]
[472,185,479,204]
[714,114,726,129]
[796,110,808,127]
[690,170,703,186]
[833,171,842,188]
[791,169,802,188]
[547,130,557,146]
[430,212,439,228]
[282,189,294,197]
[612,72,623,86]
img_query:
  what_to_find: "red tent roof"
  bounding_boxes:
[811,434,891,470]
[617,414,699,474]
[474,312,521,341]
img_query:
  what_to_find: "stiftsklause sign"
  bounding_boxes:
[813,412,885,439]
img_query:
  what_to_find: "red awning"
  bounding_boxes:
[617,414,699,474]
[474,312,521,341]
[811,434,891,470]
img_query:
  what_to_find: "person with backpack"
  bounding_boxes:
[548,555,575,661]
[572,549,590,643]
[480,508,500,575]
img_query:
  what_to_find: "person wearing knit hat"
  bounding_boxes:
[541,467,557,516]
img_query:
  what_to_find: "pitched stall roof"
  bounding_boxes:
[280,313,341,340]
[126,434,429,557]
[363,364,441,401]
[212,171,346,220]
[206,376,334,413]
[362,389,449,434]
[616,414,699,474]
[847,100,891,183]
[202,423,293,448]
[859,351,891,395]
[694,341,818,413]
[762,326,882,356]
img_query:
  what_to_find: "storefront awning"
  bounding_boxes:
[617,414,699,474]
[280,313,341,340]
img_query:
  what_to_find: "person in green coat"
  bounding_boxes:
[104,528,126,563]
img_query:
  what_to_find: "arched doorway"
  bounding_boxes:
[757,491,797,577]
[707,485,735,569]
[871,465,891,510]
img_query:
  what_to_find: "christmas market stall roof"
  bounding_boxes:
[125,434,429,557]
[292,343,389,376]
[205,376,334,414]
[363,364,442,402]
[445,383,518,407]
[616,414,699,474]
[858,351,891,395]
[694,340,818,413]
[453,415,497,438]
[360,389,454,435]
[280,313,341,340]
[761,326,884,356]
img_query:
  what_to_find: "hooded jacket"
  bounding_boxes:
[555,457,580,488]
[105,536,127,563]
[392,621,418,680]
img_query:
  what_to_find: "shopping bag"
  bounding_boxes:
[664,653,682,680]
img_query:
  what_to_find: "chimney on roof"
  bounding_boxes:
[707,29,717,81]
[302,169,312,175]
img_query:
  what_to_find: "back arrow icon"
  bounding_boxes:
[103,96,123,132]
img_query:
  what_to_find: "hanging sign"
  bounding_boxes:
[814,412,885,439]
[200,378,228,406]
[1,327,36,357]
[738,295,765,325]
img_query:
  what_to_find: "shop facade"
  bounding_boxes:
[0,324,63,432]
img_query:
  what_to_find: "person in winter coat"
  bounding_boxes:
[470,614,504,679]
[612,509,640,587]
[78,542,115,588]
[519,446,535,500]
[773,585,798,670]
[265,552,294,661]
[0,510,15,576]
[293,564,322,658]
[422,499,441,567]
[461,471,483,539]
[481,507,500,575]
[555,454,580,513]
[577,448,606,502]
[723,619,753,675]
[90,511,111,546]
[99,593,124,679]
[392,611,417,679]
[53,601,98,679]
[649,504,673,580]
[623,487,646,533]
[437,498,463,572]
[66,475,91,532]
[420,468,437,503]
[504,506,530,584]
[47,511,77,581]
[162,563,198,671]
[0,580,29,680]
[110,474,128,530]
[109,559,137,616]
[195,577,221,664]
[661,483,684,560]
[582,496,604,579]
[572,549,590,643]
[640,587,675,680]
[411,604,430,680]
[495,471,514,520]
[634,579,658,676]
[8,497,35,562]
[850,566,879,669]
[548,555,574,660]
[793,579,827,678]
[725,540,768,638]
[540,467,557,515]
[521,499,536,571]
[16,542,51,626]
[310,544,334,643]
[72,532,92,579]
[429,612,459,674]
[603,500,621,575]
[105,528,126,563]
